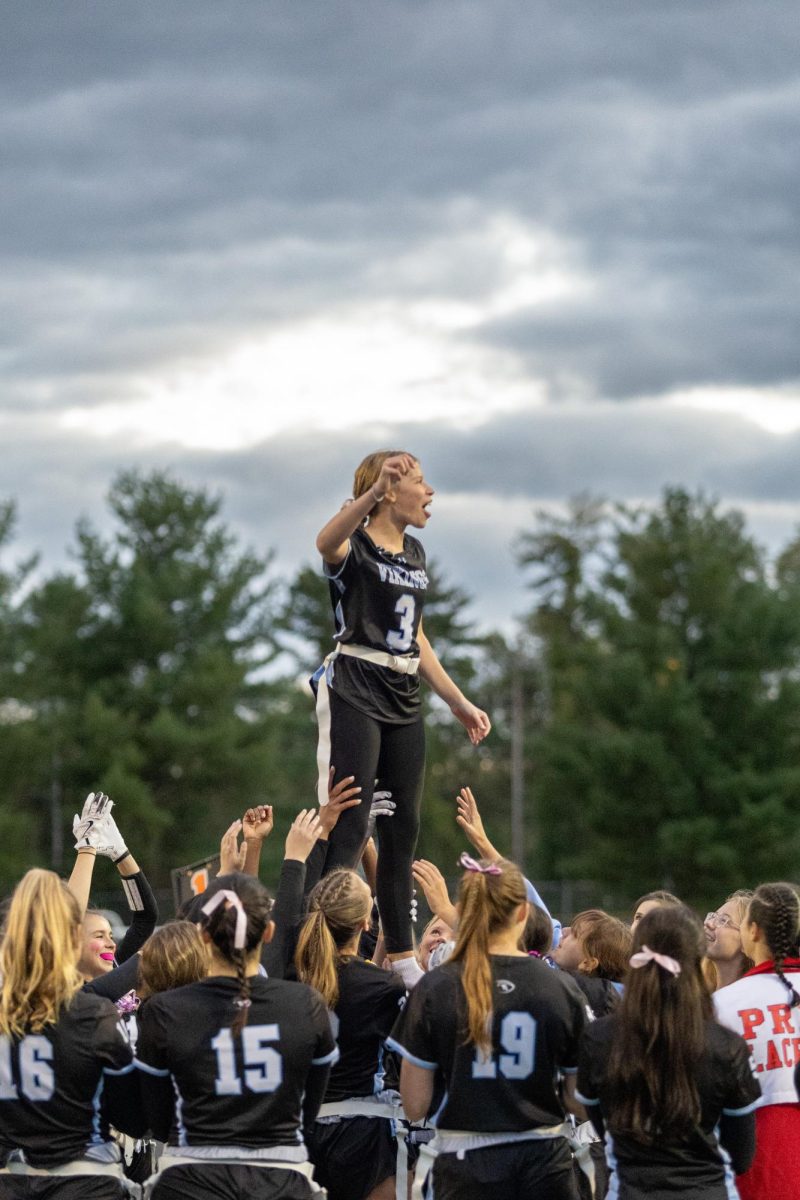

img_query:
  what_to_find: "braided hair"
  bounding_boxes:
[199,873,273,1034]
[295,870,372,1007]
[748,882,800,1007]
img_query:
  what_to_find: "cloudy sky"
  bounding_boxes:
[2,1,799,632]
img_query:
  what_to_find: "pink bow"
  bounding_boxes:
[630,945,681,976]
[201,889,248,950]
[460,851,502,876]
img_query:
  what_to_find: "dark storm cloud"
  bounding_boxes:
[2,0,799,410]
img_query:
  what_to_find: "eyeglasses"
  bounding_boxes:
[704,912,740,931]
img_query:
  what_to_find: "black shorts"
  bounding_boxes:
[150,1162,314,1200]
[310,1116,397,1200]
[0,1178,128,1200]
[430,1138,578,1200]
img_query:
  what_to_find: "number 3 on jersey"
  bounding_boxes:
[386,594,415,653]
[212,1025,283,1096]
[471,1012,536,1080]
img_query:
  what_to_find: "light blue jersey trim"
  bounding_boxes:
[575,1090,599,1106]
[722,1099,760,1116]
[134,1056,170,1078]
[312,1047,340,1067]
[385,1036,437,1070]
[103,1062,135,1077]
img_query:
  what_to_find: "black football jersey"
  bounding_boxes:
[321,527,428,723]
[135,975,338,1148]
[387,955,586,1131]
[325,957,406,1102]
[577,1016,761,1200]
[0,991,135,1167]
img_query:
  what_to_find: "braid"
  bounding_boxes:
[198,872,272,1033]
[750,883,800,1007]
[231,950,252,1035]
[296,870,371,1007]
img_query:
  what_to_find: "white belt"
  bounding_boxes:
[315,644,420,807]
[317,1096,405,1120]
[3,1159,126,1178]
[335,643,420,676]
[316,1095,409,1200]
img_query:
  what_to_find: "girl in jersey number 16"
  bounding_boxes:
[313,451,491,970]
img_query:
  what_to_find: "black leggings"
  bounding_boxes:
[323,691,425,954]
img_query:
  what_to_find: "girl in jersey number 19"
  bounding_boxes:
[314,451,491,966]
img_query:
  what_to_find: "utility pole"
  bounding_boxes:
[510,658,525,870]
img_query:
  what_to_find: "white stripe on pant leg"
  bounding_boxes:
[315,665,335,808]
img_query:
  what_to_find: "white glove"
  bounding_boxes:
[73,792,111,851]
[73,793,129,862]
[366,789,396,841]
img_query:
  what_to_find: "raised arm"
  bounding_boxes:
[418,624,491,745]
[68,791,107,914]
[315,453,417,563]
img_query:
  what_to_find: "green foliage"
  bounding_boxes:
[523,488,800,906]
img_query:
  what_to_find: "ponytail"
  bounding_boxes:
[448,858,527,1055]
[295,907,340,1008]
[295,870,371,1009]
[749,883,800,1007]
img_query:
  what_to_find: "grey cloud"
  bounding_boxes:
[5,403,800,635]
[2,0,799,413]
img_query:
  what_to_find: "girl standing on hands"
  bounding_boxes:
[313,451,490,982]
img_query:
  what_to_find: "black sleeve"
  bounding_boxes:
[303,839,328,897]
[261,858,307,979]
[85,953,141,1002]
[719,1111,757,1175]
[115,870,159,964]
[92,999,149,1138]
[576,1025,604,1109]
[136,998,176,1142]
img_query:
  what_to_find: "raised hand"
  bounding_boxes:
[242,805,274,842]
[73,792,111,851]
[373,453,416,500]
[412,859,451,917]
[412,859,458,928]
[455,786,497,859]
[318,768,362,838]
[219,820,247,875]
[285,808,323,863]
[450,699,491,746]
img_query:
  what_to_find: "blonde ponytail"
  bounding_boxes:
[295,870,371,1008]
[448,859,527,1055]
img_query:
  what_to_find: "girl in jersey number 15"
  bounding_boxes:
[314,451,491,968]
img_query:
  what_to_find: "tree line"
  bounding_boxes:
[1,471,798,909]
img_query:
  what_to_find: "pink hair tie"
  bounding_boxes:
[459,851,502,876]
[630,945,681,976]
[201,888,248,950]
